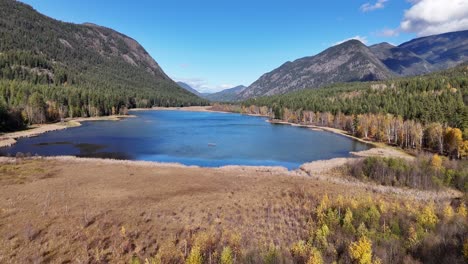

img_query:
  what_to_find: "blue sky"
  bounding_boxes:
[20,0,468,92]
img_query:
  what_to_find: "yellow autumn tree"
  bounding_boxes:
[430,154,443,170]
[186,246,203,264]
[457,203,467,218]
[316,194,330,224]
[315,224,330,248]
[290,240,309,263]
[405,225,419,249]
[417,203,438,231]
[349,236,372,264]
[443,204,454,220]
[307,247,323,264]
[343,208,355,233]
[460,140,468,158]
[220,246,234,264]
[445,127,463,158]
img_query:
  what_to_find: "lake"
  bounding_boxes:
[0,110,371,169]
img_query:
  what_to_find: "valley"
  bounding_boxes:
[0,0,467,263]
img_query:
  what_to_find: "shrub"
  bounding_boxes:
[290,240,309,263]
[155,242,184,264]
[348,155,467,191]
[186,246,203,264]
[417,203,438,231]
[349,236,372,264]
[263,244,281,264]
[342,208,355,234]
[307,247,323,264]
[220,246,233,264]
[457,203,467,217]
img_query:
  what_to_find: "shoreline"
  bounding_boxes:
[0,155,461,201]
[1,106,411,163]
[0,114,134,148]
[267,119,413,159]
[130,105,228,113]
[134,106,412,160]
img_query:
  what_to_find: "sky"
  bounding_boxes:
[20,0,468,93]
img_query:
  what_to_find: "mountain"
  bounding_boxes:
[240,30,468,99]
[239,40,393,99]
[175,82,247,102]
[398,30,468,71]
[369,42,434,76]
[204,85,246,102]
[177,81,202,96]
[0,0,206,126]
[370,30,468,76]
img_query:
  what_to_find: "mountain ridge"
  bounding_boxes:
[0,0,207,105]
[240,30,468,99]
[239,39,393,99]
[204,85,246,102]
[0,0,206,129]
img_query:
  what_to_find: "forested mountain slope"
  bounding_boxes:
[239,40,393,99]
[243,64,467,130]
[177,82,203,96]
[241,30,468,99]
[204,85,246,102]
[398,30,468,71]
[235,64,468,157]
[0,0,207,131]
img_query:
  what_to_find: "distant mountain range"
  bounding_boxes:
[177,82,246,102]
[203,85,246,102]
[239,30,468,99]
[176,82,204,97]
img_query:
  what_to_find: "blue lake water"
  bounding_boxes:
[0,110,371,169]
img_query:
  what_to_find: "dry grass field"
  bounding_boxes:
[0,157,465,263]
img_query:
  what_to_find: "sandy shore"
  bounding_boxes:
[0,115,134,148]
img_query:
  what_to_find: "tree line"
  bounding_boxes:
[211,104,467,159]
[242,64,467,131]
[0,1,208,131]
[221,65,468,158]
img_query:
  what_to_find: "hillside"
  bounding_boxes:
[177,81,202,96]
[399,30,468,71]
[242,64,467,130]
[0,0,207,130]
[369,42,434,76]
[240,30,468,99]
[228,64,468,159]
[204,85,246,102]
[239,40,393,99]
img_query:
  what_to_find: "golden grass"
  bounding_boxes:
[0,157,460,263]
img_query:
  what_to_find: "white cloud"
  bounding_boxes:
[400,0,468,36]
[174,77,234,93]
[333,35,368,46]
[360,0,388,12]
[219,84,234,89]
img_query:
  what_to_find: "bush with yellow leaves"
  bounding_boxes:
[349,236,372,264]
[307,247,323,264]
[220,246,233,264]
[417,203,438,231]
[186,246,203,264]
